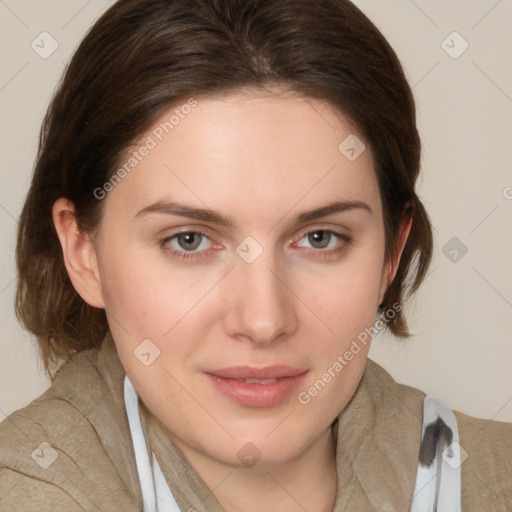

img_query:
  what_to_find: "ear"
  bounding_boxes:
[377,203,414,306]
[52,198,105,308]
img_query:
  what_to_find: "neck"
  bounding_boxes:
[174,424,338,512]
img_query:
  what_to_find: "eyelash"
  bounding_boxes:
[158,229,352,262]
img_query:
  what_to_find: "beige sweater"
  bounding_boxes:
[1,333,511,511]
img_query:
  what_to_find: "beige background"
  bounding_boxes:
[1,0,511,423]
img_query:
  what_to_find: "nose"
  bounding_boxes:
[223,250,298,347]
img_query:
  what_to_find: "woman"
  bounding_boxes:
[0,0,510,510]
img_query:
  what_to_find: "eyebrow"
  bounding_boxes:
[135,199,372,227]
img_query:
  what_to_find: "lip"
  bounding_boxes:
[204,365,308,408]
[208,365,306,380]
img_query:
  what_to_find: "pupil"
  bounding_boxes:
[179,232,201,250]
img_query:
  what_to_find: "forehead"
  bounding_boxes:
[104,88,381,223]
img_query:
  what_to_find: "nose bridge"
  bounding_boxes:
[224,246,298,345]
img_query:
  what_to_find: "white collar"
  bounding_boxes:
[124,376,181,512]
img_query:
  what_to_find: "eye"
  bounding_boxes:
[159,230,216,260]
[296,229,342,250]
[294,229,351,258]
[173,232,206,251]
[299,230,337,249]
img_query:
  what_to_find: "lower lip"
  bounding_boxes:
[205,372,308,408]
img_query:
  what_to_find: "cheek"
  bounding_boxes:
[294,258,381,417]
[306,244,385,339]
[94,240,166,364]
[96,238,224,368]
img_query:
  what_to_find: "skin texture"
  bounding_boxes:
[53,88,412,511]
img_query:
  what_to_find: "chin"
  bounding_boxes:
[204,428,315,469]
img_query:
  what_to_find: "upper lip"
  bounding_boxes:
[206,365,308,380]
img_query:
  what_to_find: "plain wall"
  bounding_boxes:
[1,0,511,423]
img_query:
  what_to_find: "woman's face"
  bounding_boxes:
[91,89,396,467]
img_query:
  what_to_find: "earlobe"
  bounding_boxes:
[52,198,105,309]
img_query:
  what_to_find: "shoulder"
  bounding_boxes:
[455,409,512,509]
[0,466,85,511]
[361,359,512,508]
[0,340,141,511]
[363,357,427,411]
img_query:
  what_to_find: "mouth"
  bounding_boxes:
[239,377,279,384]
[204,365,308,408]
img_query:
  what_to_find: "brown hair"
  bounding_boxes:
[16,0,432,379]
